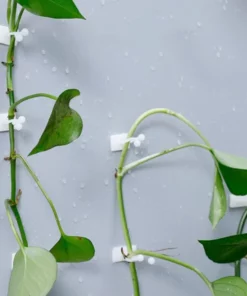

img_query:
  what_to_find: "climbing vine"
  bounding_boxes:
[3,0,95,295]
[115,109,247,296]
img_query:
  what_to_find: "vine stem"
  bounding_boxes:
[8,93,57,116]
[15,154,65,236]
[7,0,12,24]
[235,208,247,277]
[6,0,28,247]
[122,143,211,176]
[116,109,212,296]
[14,8,24,30]
[132,250,214,295]
[5,200,25,253]
[118,108,211,171]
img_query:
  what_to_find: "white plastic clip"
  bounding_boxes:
[112,245,144,263]
[9,28,29,43]
[229,194,247,208]
[0,113,10,132]
[0,25,10,45]
[0,114,26,132]
[110,133,145,152]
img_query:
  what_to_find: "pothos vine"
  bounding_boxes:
[3,0,95,295]
[115,109,247,296]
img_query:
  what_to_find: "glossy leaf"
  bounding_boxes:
[50,235,95,262]
[16,0,85,19]
[199,233,247,263]
[8,247,57,296]
[213,150,247,195]
[29,89,83,156]
[209,168,227,229]
[212,276,247,296]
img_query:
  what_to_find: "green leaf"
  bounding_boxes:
[50,235,95,262]
[16,0,85,19]
[212,276,247,296]
[199,233,247,263]
[209,168,227,229]
[8,247,57,296]
[29,89,83,156]
[213,150,247,195]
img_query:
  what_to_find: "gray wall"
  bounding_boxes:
[1,0,247,295]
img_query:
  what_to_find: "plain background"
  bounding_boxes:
[1,0,247,295]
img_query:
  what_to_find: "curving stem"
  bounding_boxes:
[116,108,213,296]
[132,250,214,295]
[235,208,247,277]
[15,154,65,236]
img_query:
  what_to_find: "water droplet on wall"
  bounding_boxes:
[52,66,57,72]
[104,179,109,186]
[65,67,70,74]
[80,183,85,189]
[41,49,46,55]
[78,276,84,283]
[72,202,76,208]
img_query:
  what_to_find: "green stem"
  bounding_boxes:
[6,0,28,248]
[16,154,65,236]
[10,0,17,31]
[7,0,12,24]
[133,250,214,295]
[5,200,25,253]
[116,176,132,251]
[9,93,57,116]
[119,108,211,171]
[116,109,213,296]
[129,263,140,296]
[235,208,247,277]
[122,143,211,176]
[11,204,28,247]
[14,8,25,31]
[116,176,140,295]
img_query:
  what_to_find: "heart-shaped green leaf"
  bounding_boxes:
[199,233,247,263]
[212,276,247,296]
[213,150,247,196]
[8,247,57,296]
[29,89,83,156]
[16,0,85,19]
[209,168,227,229]
[50,235,95,262]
